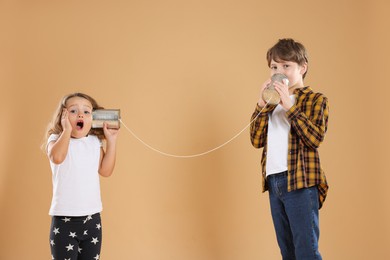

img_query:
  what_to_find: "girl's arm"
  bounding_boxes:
[47,109,72,164]
[99,123,119,177]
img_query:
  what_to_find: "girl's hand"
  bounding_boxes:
[274,80,293,110]
[103,122,119,142]
[258,79,272,107]
[61,109,72,134]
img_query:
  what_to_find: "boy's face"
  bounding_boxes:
[270,59,307,88]
[65,96,93,138]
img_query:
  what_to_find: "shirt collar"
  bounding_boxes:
[293,86,312,95]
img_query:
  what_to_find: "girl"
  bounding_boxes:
[43,93,119,260]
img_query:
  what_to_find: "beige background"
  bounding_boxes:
[1,0,389,259]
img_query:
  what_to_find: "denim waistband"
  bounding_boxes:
[267,171,288,180]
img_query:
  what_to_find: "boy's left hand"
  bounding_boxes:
[274,80,293,111]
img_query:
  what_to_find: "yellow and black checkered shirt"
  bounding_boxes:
[250,86,329,208]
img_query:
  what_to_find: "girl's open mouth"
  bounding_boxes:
[76,120,84,130]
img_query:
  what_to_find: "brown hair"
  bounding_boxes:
[42,93,105,151]
[266,38,309,78]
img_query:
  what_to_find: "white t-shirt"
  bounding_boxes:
[266,95,295,176]
[48,134,103,216]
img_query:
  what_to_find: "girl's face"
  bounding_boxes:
[65,96,93,138]
[270,59,307,89]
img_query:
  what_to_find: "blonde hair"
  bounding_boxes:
[41,93,105,151]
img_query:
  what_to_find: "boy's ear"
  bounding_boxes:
[300,62,308,75]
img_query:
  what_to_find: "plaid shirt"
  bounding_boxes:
[250,86,329,208]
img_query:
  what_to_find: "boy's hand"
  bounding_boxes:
[258,79,272,107]
[274,80,293,110]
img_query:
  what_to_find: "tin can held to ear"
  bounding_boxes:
[262,73,289,105]
[92,109,121,129]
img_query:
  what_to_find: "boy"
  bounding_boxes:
[250,38,329,259]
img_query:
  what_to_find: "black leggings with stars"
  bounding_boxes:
[49,213,102,260]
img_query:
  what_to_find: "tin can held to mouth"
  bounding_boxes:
[92,109,121,129]
[262,73,289,105]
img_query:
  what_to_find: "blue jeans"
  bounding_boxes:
[267,172,322,260]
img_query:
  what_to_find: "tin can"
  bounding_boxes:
[92,109,121,129]
[262,73,289,105]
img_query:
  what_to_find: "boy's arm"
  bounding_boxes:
[250,104,274,148]
[250,78,277,148]
[287,94,329,149]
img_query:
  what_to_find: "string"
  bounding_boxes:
[119,100,270,158]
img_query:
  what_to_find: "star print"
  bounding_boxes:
[94,254,100,260]
[50,239,55,246]
[78,247,83,254]
[53,227,60,235]
[65,258,71,260]
[91,237,99,245]
[69,232,77,238]
[62,217,71,222]
[51,254,54,259]
[83,230,88,235]
[66,243,74,251]
[96,223,101,230]
[83,215,93,224]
